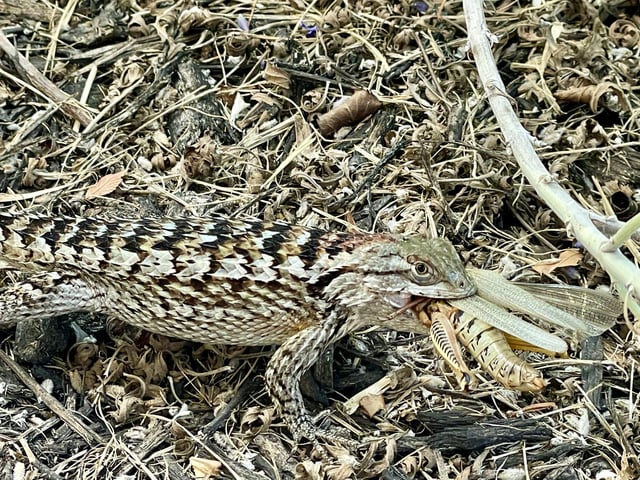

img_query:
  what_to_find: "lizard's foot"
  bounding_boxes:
[291,413,361,459]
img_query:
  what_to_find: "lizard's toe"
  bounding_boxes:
[291,415,361,456]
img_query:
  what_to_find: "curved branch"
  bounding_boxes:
[463,0,639,313]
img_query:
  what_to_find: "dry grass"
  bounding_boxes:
[0,0,639,478]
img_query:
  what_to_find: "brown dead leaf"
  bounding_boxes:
[532,249,583,275]
[317,90,382,136]
[263,62,290,90]
[609,18,640,48]
[81,360,107,391]
[301,88,326,113]
[177,6,214,33]
[85,171,125,199]
[70,342,98,367]
[118,63,145,88]
[555,82,630,113]
[240,406,274,434]
[359,393,385,418]
[109,393,144,423]
[226,32,260,56]
[343,366,414,414]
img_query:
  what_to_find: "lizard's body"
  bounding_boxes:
[0,212,475,442]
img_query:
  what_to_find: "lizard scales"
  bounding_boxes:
[0,212,476,443]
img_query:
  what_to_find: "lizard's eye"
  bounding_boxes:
[414,262,430,275]
[410,260,437,284]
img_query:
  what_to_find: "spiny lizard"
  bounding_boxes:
[0,212,476,444]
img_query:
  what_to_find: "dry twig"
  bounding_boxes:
[463,0,640,315]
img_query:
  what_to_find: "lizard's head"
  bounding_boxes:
[398,236,475,295]
[347,236,476,308]
[318,235,475,330]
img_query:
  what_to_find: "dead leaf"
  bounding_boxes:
[316,90,382,136]
[609,18,640,48]
[109,394,144,423]
[240,406,274,434]
[189,457,222,479]
[263,62,290,90]
[359,393,385,418]
[85,171,125,199]
[343,366,414,414]
[226,32,260,56]
[532,249,583,275]
[555,82,630,113]
[70,342,98,367]
[295,460,323,480]
[399,455,420,476]
[300,88,326,113]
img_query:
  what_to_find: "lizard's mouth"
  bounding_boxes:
[386,293,412,309]
[384,294,433,321]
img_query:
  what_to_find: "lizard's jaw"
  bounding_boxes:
[409,280,477,299]
[386,293,413,309]
[383,281,476,309]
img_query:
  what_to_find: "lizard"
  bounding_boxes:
[0,211,476,446]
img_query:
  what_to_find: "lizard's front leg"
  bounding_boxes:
[265,310,354,446]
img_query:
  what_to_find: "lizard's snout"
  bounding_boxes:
[448,271,476,296]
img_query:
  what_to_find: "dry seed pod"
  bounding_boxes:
[263,62,290,90]
[321,9,350,32]
[609,19,640,48]
[176,6,227,34]
[317,90,382,136]
[555,82,630,113]
[226,33,259,56]
[322,32,345,54]
[301,88,327,113]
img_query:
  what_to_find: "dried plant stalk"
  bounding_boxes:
[463,0,640,313]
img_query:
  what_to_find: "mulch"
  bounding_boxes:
[0,1,638,478]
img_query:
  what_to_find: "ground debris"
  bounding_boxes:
[0,1,638,478]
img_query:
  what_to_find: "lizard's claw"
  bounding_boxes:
[292,415,360,457]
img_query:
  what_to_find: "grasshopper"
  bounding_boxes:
[420,269,622,391]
